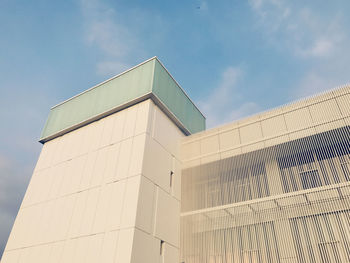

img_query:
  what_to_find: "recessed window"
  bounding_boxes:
[160,240,164,255]
[170,171,174,187]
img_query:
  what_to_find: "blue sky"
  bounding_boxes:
[1,0,350,257]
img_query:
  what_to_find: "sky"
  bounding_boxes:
[1,0,350,258]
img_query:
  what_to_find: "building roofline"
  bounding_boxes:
[51,56,158,110]
[186,83,350,140]
[39,93,192,144]
[154,57,206,119]
[50,57,205,119]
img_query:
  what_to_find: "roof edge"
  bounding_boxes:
[153,57,206,119]
[40,93,152,143]
[51,57,157,110]
[39,91,192,144]
[184,83,350,141]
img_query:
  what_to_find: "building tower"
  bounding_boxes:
[2,56,350,263]
[1,57,205,263]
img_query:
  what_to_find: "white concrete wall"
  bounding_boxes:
[2,99,184,263]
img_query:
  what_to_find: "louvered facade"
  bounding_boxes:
[181,85,350,263]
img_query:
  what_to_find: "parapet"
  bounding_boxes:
[39,57,205,143]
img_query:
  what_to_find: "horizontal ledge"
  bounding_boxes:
[39,92,191,144]
[181,181,350,217]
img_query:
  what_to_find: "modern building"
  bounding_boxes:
[180,85,350,262]
[1,57,350,263]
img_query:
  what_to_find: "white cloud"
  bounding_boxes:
[80,0,139,77]
[199,67,260,128]
[305,39,333,58]
[249,1,343,58]
[86,19,133,58]
[249,0,290,32]
[249,0,350,97]
[207,66,242,106]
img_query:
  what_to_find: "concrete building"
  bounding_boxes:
[1,57,350,263]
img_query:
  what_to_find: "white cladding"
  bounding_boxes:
[2,99,183,263]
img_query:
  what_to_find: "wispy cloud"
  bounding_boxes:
[291,9,344,59]
[249,0,350,97]
[80,0,138,76]
[249,0,291,32]
[199,67,260,128]
[86,19,133,58]
[249,0,341,58]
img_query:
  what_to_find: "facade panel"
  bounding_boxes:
[180,85,350,263]
[3,99,185,263]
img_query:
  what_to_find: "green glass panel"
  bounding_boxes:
[40,59,154,140]
[152,59,205,134]
[40,57,205,142]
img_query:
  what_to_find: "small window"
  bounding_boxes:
[160,240,164,255]
[170,171,174,187]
